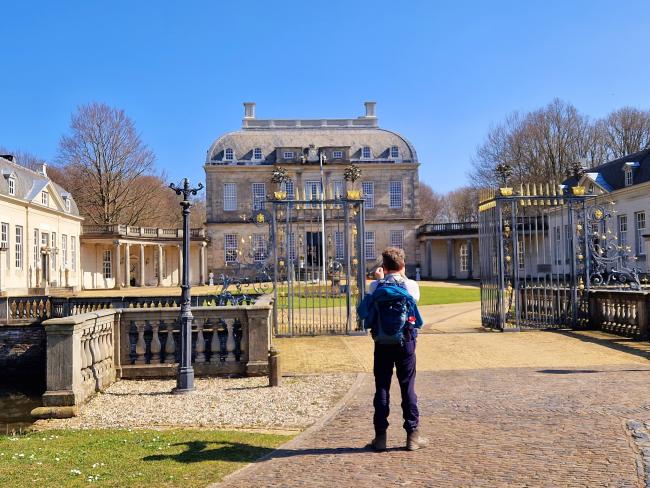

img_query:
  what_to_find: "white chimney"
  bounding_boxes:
[243,102,256,119]
[364,101,377,118]
[39,163,47,177]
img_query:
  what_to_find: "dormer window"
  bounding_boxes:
[332,150,343,159]
[65,197,71,213]
[224,148,234,161]
[390,146,399,159]
[625,168,634,186]
[41,191,49,206]
[253,147,263,161]
[8,177,15,196]
[362,146,372,159]
[283,151,295,160]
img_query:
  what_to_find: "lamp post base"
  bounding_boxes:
[172,368,196,394]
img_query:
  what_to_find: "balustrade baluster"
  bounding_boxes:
[134,320,147,365]
[164,320,177,363]
[209,319,222,363]
[225,319,236,361]
[150,320,162,364]
[82,332,92,382]
[195,318,206,363]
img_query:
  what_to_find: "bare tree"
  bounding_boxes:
[56,103,156,225]
[418,182,445,223]
[0,146,47,171]
[599,107,650,159]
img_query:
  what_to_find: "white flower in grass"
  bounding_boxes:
[70,469,82,475]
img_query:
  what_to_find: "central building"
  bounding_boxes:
[204,102,422,277]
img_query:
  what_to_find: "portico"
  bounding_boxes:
[80,224,208,289]
[417,222,480,280]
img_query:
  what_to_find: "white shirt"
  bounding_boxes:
[369,273,420,303]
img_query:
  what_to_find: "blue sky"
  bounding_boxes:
[2,0,650,193]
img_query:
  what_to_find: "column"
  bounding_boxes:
[114,241,121,289]
[139,244,145,286]
[199,242,206,285]
[425,240,432,278]
[124,242,130,288]
[447,238,454,280]
[177,244,182,286]
[467,238,474,280]
[157,244,163,286]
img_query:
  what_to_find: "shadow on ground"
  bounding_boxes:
[554,329,650,362]
[143,440,277,464]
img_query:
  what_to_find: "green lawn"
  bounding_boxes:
[418,286,480,306]
[0,429,291,487]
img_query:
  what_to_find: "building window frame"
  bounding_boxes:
[15,225,23,269]
[618,214,628,250]
[390,145,399,159]
[389,180,403,208]
[61,234,68,268]
[252,182,266,211]
[334,230,345,260]
[71,236,77,271]
[41,191,49,206]
[625,168,634,187]
[362,181,375,209]
[224,234,238,264]
[1,222,9,269]
[65,198,71,213]
[33,228,39,266]
[253,147,263,161]
[283,151,295,160]
[305,180,321,208]
[51,233,57,271]
[333,179,344,200]
[361,146,372,159]
[281,180,295,200]
[364,231,376,261]
[224,148,234,161]
[102,250,112,279]
[332,150,343,160]
[390,229,404,250]
[8,177,15,196]
[635,211,646,256]
[459,243,469,272]
[223,183,237,211]
[252,234,267,262]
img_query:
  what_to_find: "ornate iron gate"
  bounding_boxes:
[268,197,366,336]
[479,184,641,331]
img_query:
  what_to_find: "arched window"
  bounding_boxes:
[224,148,234,161]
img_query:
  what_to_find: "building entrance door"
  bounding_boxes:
[305,232,322,268]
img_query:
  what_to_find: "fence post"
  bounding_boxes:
[637,293,649,340]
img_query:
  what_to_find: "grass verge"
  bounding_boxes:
[0,429,291,487]
[418,286,480,306]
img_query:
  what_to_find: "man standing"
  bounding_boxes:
[358,247,429,451]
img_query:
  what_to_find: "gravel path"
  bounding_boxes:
[36,374,357,431]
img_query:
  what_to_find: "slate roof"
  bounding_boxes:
[563,148,650,191]
[0,156,81,216]
[206,127,418,164]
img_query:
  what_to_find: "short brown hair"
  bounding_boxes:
[382,247,405,271]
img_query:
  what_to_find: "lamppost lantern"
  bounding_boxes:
[168,177,204,394]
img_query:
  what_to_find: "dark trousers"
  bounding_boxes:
[373,337,419,434]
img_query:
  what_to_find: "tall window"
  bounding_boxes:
[390,146,399,158]
[389,180,403,208]
[305,180,321,208]
[71,236,77,271]
[1,223,8,269]
[224,234,238,263]
[8,177,15,196]
[334,231,345,260]
[390,229,404,249]
[459,243,469,272]
[625,169,634,187]
[102,250,112,279]
[15,225,23,269]
[65,198,71,213]
[154,249,159,278]
[362,182,375,209]
[253,147,263,160]
[554,227,561,265]
[635,211,646,255]
[333,180,344,200]
[287,232,297,261]
[362,146,371,159]
[224,148,234,161]
[61,234,68,267]
[51,233,57,271]
[41,191,49,206]
[282,180,295,200]
[33,229,39,265]
[618,215,628,249]
[365,231,376,260]
[223,183,237,211]
[162,248,167,279]
[252,183,266,210]
[252,234,267,262]
[332,150,343,159]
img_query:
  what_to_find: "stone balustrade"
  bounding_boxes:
[33,294,273,418]
[589,290,649,339]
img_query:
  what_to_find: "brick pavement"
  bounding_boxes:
[216,365,650,487]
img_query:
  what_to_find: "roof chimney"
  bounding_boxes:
[364,101,377,118]
[243,102,256,119]
[39,163,48,177]
[1,154,14,162]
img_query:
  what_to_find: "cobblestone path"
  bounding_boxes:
[217,364,650,487]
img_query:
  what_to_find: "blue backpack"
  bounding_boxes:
[371,280,412,345]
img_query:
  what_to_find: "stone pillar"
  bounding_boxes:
[157,245,163,287]
[199,243,206,285]
[447,238,454,280]
[139,244,145,286]
[0,249,4,293]
[425,240,432,278]
[114,241,121,289]
[177,245,182,286]
[467,238,474,280]
[124,243,130,288]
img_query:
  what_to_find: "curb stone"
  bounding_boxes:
[209,372,367,488]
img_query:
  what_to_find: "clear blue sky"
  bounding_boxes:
[2,0,650,193]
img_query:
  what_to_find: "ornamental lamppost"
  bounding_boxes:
[169,177,204,394]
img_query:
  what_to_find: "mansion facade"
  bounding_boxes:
[0,155,83,295]
[203,102,422,275]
